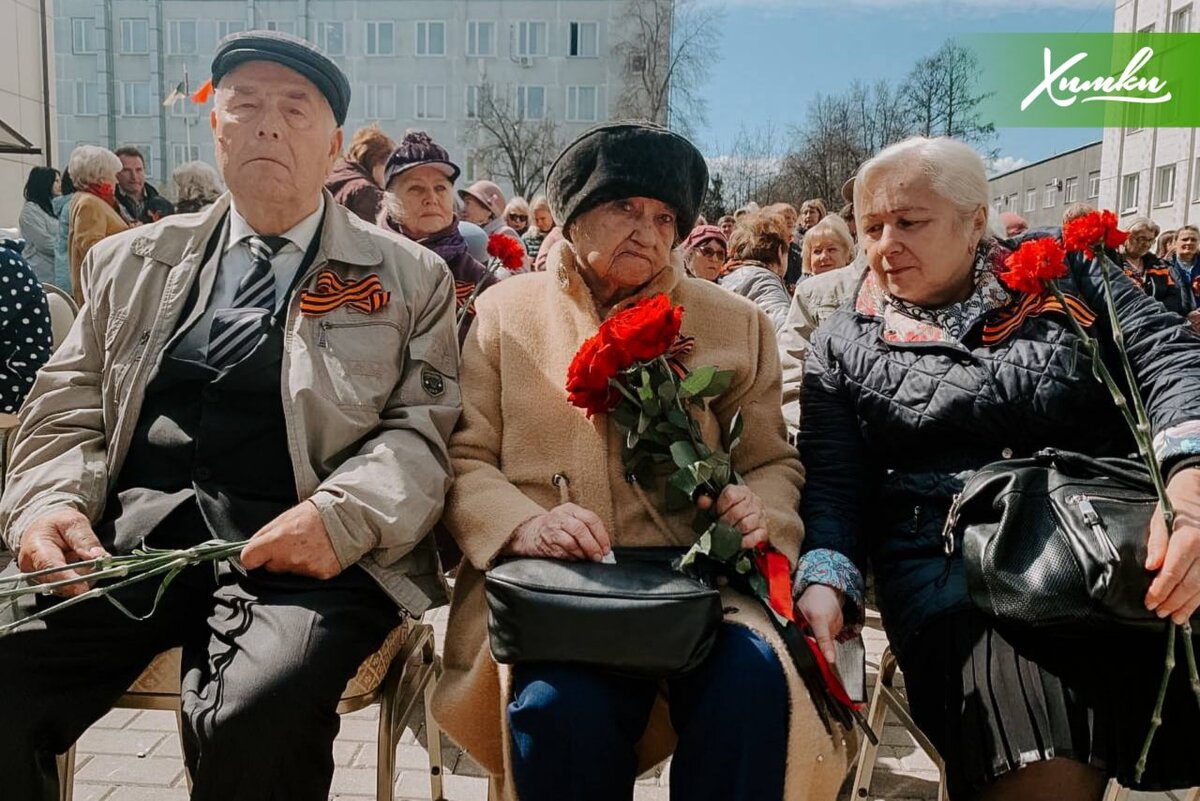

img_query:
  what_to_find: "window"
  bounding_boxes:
[1024,188,1036,212]
[463,152,486,184]
[218,20,246,40]
[365,22,394,56]
[364,84,396,119]
[1121,172,1141,212]
[72,18,97,54]
[74,81,100,116]
[415,85,446,120]
[265,20,295,35]
[516,21,548,57]
[566,86,598,121]
[120,81,152,116]
[120,18,149,54]
[416,21,446,56]
[465,85,492,119]
[316,22,344,56]
[466,21,495,57]
[1155,164,1176,206]
[568,21,598,57]
[1172,5,1193,32]
[1044,183,1057,208]
[1087,171,1101,199]
[1064,176,1079,203]
[516,85,546,119]
[173,144,200,168]
[168,20,198,55]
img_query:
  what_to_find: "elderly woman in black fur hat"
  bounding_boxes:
[429,122,855,801]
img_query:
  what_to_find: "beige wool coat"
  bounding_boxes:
[430,241,857,800]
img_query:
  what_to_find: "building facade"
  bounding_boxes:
[53,0,654,195]
[988,141,1104,231]
[1100,0,1198,229]
[1,0,55,227]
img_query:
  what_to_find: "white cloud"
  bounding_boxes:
[988,155,1031,176]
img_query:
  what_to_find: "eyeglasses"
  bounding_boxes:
[1128,234,1157,244]
[698,246,727,261]
[509,214,528,222]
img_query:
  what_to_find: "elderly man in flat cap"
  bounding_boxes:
[0,31,460,799]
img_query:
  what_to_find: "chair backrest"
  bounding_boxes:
[42,283,78,351]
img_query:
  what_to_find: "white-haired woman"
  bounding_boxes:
[801,214,855,277]
[792,136,1200,800]
[503,195,531,237]
[171,160,225,214]
[67,145,129,305]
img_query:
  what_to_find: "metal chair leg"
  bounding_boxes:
[174,708,192,792]
[425,661,445,801]
[377,665,397,801]
[850,649,896,798]
[56,745,76,801]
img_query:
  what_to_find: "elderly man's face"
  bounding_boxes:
[387,165,455,240]
[116,155,145,197]
[571,197,677,297]
[859,166,985,307]
[210,61,341,211]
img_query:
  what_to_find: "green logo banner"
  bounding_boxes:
[966,33,1200,127]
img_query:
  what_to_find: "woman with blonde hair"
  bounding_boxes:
[171,161,225,214]
[66,145,129,305]
[801,214,855,276]
[522,194,556,263]
[717,211,793,333]
[504,196,532,237]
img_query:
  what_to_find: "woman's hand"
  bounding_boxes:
[696,484,769,549]
[503,504,612,562]
[796,584,844,663]
[1145,467,1200,624]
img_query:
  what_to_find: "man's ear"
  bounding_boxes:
[209,109,217,131]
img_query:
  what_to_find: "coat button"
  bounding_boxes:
[194,466,212,481]
[1001,447,1014,459]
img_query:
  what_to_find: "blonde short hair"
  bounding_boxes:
[505,196,531,219]
[530,194,551,212]
[171,161,224,206]
[855,136,988,231]
[801,214,857,273]
[68,145,122,188]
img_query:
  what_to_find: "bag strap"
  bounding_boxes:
[1035,448,1150,489]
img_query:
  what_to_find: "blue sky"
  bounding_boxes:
[693,0,1115,172]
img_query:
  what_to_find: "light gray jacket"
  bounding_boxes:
[717,262,791,335]
[0,191,462,615]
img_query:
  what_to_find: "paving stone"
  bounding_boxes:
[67,784,111,801]
[75,754,183,786]
[94,709,140,729]
[328,766,379,796]
[124,710,180,732]
[105,788,190,800]
[77,729,165,757]
[333,740,360,768]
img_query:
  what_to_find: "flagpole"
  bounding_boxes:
[184,64,192,157]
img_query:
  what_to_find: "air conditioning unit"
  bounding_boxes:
[1054,178,1064,190]
[519,56,534,68]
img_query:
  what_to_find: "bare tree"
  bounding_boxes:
[464,82,562,199]
[901,40,996,152]
[711,122,784,209]
[613,0,723,136]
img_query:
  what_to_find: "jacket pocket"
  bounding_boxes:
[312,318,404,409]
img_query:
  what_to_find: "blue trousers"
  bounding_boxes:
[508,623,789,801]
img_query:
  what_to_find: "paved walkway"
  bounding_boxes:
[51,605,1192,801]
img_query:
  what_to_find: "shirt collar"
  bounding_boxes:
[226,196,325,255]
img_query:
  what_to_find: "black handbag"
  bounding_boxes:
[484,547,723,677]
[949,447,1193,631]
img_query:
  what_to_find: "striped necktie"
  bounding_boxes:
[207,235,288,369]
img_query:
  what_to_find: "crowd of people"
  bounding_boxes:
[2,27,1200,801]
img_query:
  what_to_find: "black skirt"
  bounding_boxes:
[898,607,1200,799]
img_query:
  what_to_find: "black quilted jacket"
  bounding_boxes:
[800,248,1200,658]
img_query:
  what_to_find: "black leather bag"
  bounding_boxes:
[950,448,1191,631]
[484,547,723,677]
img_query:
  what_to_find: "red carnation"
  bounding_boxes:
[487,234,526,271]
[1063,209,1128,259]
[1000,237,1069,295]
[566,333,624,417]
[600,294,684,365]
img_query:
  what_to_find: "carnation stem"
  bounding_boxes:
[1135,622,1176,783]
[1181,622,1200,708]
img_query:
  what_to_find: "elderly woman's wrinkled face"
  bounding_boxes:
[687,239,727,282]
[859,167,986,307]
[807,231,850,275]
[570,197,677,300]
[388,165,455,239]
[1125,228,1158,259]
[533,204,555,232]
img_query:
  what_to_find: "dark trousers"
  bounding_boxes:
[508,623,789,801]
[0,562,397,801]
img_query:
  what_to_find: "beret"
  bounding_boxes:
[211,31,351,126]
[546,122,708,242]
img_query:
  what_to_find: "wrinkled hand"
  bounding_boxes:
[1187,310,1200,334]
[503,504,612,562]
[796,584,844,663]
[1145,468,1200,624]
[17,509,108,597]
[696,484,769,549]
[240,501,343,580]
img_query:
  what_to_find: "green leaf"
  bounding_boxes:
[642,397,661,418]
[693,461,713,483]
[610,402,639,430]
[695,369,734,399]
[710,521,742,561]
[679,365,716,398]
[728,409,744,451]
[748,572,769,602]
[638,412,651,434]
[658,379,677,403]
[669,466,700,497]
[626,429,639,450]
[667,407,690,430]
[670,440,701,468]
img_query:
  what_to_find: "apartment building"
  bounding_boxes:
[988,141,1104,231]
[1,0,55,226]
[53,0,652,193]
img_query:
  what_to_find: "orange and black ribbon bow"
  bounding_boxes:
[300,270,391,316]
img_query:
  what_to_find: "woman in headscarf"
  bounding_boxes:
[431,122,855,801]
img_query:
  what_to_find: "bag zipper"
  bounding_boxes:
[1068,493,1122,561]
[317,319,404,349]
